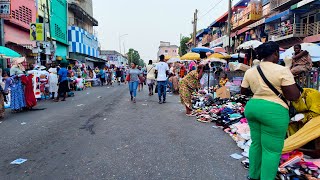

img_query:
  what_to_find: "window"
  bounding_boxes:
[164,50,168,53]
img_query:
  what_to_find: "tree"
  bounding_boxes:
[138,59,146,67]
[127,48,140,65]
[179,36,191,56]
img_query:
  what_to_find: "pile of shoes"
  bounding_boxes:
[190,92,320,179]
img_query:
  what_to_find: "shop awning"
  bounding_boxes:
[247,18,266,29]
[196,28,210,38]
[265,9,291,23]
[291,0,317,10]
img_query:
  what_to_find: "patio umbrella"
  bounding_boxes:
[237,40,262,50]
[180,52,201,61]
[280,43,320,62]
[191,47,214,53]
[212,47,226,53]
[231,53,245,59]
[201,58,227,65]
[0,46,21,58]
[208,52,231,59]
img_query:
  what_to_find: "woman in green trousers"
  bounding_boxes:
[241,42,300,180]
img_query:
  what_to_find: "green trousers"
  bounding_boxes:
[245,99,289,180]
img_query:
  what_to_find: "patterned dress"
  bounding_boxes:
[179,70,200,108]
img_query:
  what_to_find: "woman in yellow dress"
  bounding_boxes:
[179,65,204,116]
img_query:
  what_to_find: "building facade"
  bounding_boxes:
[68,0,102,68]
[3,0,36,68]
[157,41,179,60]
[100,50,128,67]
[50,0,68,59]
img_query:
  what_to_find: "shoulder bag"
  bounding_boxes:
[256,65,297,117]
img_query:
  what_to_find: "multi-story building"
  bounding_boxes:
[157,41,179,60]
[100,50,128,67]
[68,0,104,68]
[38,0,69,61]
[3,0,36,68]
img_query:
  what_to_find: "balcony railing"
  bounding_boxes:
[270,0,301,10]
[268,22,320,41]
[268,23,306,41]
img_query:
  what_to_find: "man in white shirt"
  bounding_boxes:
[155,55,169,104]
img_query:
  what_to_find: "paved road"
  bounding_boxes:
[0,85,247,180]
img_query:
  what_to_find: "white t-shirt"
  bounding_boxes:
[155,62,169,81]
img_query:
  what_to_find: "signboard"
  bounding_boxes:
[30,23,44,41]
[0,0,10,18]
[210,36,224,48]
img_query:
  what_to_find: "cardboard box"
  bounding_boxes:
[216,86,231,99]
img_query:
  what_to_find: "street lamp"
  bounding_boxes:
[119,34,128,55]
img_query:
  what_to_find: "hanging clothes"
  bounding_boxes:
[21,75,36,108]
[5,76,26,111]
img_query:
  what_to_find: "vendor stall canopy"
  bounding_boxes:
[0,46,21,58]
[181,52,201,61]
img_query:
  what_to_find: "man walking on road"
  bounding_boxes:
[155,55,169,104]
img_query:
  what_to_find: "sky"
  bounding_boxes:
[92,0,240,61]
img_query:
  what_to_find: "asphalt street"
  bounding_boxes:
[0,84,247,180]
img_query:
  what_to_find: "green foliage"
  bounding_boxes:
[127,48,140,65]
[179,36,191,56]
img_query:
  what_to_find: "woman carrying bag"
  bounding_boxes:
[126,63,142,103]
[241,41,300,180]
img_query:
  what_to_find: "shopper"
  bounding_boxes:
[137,66,144,91]
[48,67,59,100]
[55,63,69,102]
[146,60,155,96]
[99,68,106,86]
[179,64,204,116]
[127,63,141,103]
[155,55,169,104]
[116,67,122,85]
[241,41,300,180]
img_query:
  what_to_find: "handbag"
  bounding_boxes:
[257,65,297,118]
[126,74,130,81]
[139,76,145,83]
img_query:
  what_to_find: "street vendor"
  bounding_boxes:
[219,73,229,87]
[291,44,312,76]
[179,64,204,116]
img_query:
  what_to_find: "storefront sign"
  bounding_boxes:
[210,36,224,48]
[30,23,44,41]
[247,18,266,29]
[0,0,10,18]
[262,3,271,16]
[232,2,262,29]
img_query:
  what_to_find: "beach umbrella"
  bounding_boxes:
[208,52,231,59]
[180,52,201,61]
[0,46,21,58]
[237,40,262,50]
[280,43,320,62]
[191,47,214,53]
[212,47,226,53]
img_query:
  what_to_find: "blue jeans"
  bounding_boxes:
[157,81,167,101]
[167,79,173,92]
[129,81,139,97]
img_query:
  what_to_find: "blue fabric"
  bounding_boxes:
[100,70,105,78]
[58,68,68,82]
[129,81,139,97]
[167,79,173,91]
[10,79,26,110]
[157,81,167,100]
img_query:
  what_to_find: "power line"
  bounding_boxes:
[199,0,224,20]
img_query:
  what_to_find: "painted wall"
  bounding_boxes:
[56,42,68,59]
[50,0,68,45]
[8,0,36,30]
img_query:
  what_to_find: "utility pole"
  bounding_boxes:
[179,33,182,56]
[227,0,232,54]
[192,9,198,48]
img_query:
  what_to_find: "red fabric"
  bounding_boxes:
[244,54,248,65]
[21,75,37,108]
